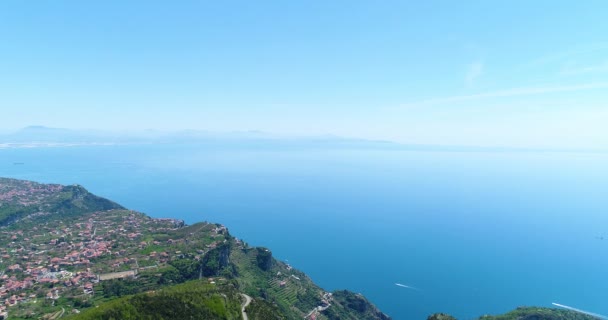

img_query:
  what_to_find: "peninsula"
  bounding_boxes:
[0,177,597,320]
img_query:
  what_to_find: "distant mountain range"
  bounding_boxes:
[1,126,605,153]
[0,126,400,148]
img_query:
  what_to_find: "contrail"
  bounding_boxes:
[395,283,420,291]
[552,303,608,319]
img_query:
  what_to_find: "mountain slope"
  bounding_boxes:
[0,178,123,226]
[70,281,244,320]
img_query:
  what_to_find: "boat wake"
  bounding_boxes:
[395,283,420,291]
[552,302,608,320]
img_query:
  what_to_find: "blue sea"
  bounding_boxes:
[1,144,607,320]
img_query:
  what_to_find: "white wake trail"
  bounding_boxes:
[552,303,608,320]
[395,283,420,291]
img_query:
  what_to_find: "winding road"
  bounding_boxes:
[241,294,252,320]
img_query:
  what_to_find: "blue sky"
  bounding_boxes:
[1,1,607,148]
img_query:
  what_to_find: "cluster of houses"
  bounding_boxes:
[304,292,333,320]
[0,210,189,317]
[0,180,63,206]
[0,180,224,318]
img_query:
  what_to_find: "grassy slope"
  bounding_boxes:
[68,281,243,320]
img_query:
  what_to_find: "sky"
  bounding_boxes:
[1,1,607,148]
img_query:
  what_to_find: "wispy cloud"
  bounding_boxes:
[559,60,608,75]
[514,42,608,71]
[407,82,608,106]
[465,61,484,86]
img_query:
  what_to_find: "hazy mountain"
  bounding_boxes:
[0,126,400,149]
[2,126,604,154]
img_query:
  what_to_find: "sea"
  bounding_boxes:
[1,143,607,320]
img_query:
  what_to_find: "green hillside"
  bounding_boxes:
[0,177,596,320]
[69,281,243,320]
[0,178,389,320]
[0,177,123,226]
[429,307,598,320]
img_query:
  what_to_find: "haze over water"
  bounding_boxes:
[2,144,607,320]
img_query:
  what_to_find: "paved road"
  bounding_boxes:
[241,294,252,320]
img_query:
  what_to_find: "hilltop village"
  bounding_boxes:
[0,207,230,318]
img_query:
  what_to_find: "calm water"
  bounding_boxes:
[1,144,607,320]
